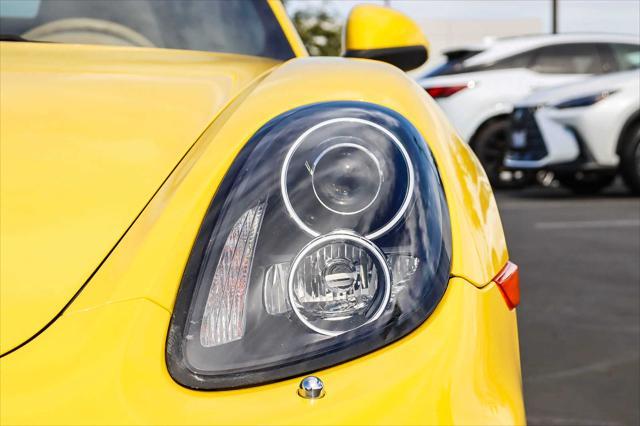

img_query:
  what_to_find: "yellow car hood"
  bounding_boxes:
[0,43,278,354]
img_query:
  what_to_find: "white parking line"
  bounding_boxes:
[535,219,640,229]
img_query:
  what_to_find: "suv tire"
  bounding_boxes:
[619,123,640,194]
[472,118,532,189]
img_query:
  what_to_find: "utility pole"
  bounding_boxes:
[551,0,558,34]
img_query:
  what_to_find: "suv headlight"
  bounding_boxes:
[166,102,452,389]
[554,90,617,109]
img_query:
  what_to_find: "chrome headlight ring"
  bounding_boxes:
[280,117,415,239]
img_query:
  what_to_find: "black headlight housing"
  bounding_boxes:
[166,102,452,390]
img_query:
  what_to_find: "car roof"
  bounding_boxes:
[463,33,639,66]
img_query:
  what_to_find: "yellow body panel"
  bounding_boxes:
[344,4,430,52]
[0,43,278,354]
[1,280,524,425]
[1,17,518,423]
[61,57,507,319]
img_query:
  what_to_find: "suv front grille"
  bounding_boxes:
[508,107,548,161]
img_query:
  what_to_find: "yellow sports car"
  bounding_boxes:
[0,0,524,424]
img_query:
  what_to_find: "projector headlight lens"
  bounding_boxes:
[289,232,391,336]
[281,117,413,239]
[311,142,382,215]
[167,102,452,390]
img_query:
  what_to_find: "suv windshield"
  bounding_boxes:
[0,0,294,60]
[422,49,483,78]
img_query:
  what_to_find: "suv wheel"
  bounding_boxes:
[472,118,531,189]
[619,123,640,194]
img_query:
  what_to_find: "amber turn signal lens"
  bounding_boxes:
[494,261,520,310]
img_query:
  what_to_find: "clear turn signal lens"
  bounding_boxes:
[200,203,266,347]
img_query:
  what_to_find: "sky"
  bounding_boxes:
[287,0,640,37]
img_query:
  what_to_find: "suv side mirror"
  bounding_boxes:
[343,5,429,71]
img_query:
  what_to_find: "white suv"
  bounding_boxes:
[505,70,640,194]
[417,34,640,186]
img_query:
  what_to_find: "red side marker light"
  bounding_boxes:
[425,85,468,99]
[494,261,520,310]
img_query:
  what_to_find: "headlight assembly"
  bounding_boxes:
[554,90,617,109]
[166,102,452,389]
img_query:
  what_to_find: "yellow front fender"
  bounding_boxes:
[1,57,519,425]
[1,280,524,425]
[68,57,508,316]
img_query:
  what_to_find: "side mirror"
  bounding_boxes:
[343,5,429,71]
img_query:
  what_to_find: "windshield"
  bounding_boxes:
[421,50,483,78]
[0,0,294,60]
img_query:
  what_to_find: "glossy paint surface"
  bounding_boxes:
[0,43,278,354]
[1,280,524,425]
[44,55,508,314]
[1,13,518,423]
[344,4,430,51]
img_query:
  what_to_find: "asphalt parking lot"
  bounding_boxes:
[495,181,640,426]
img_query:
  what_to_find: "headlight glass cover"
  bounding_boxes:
[166,102,452,389]
[554,90,617,109]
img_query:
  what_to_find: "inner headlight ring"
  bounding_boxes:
[288,231,392,336]
[281,117,415,240]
